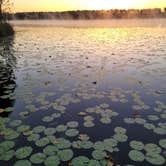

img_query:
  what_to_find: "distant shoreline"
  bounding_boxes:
[9,8,166,20]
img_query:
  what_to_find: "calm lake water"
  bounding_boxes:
[0,19,166,166]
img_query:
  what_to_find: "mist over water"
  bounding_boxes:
[10,19,166,28]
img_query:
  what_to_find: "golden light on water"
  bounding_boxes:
[14,0,166,12]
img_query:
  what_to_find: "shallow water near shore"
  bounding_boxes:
[0,19,166,166]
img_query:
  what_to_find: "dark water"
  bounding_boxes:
[0,20,166,166]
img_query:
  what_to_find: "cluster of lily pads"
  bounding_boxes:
[128,140,166,165]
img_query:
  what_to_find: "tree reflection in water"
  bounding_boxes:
[0,36,16,117]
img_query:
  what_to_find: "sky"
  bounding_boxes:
[14,0,166,12]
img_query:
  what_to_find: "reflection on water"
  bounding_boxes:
[0,37,16,117]
[0,20,166,166]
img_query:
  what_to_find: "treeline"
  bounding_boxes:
[11,8,166,20]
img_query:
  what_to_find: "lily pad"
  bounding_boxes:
[44,128,56,136]
[14,160,32,166]
[43,145,58,156]
[56,138,71,149]
[144,144,161,155]
[0,150,15,161]
[0,141,15,151]
[4,131,20,140]
[27,134,40,142]
[146,154,165,165]
[44,156,60,166]
[114,127,126,134]
[10,120,22,127]
[33,126,46,133]
[89,160,101,166]
[30,153,46,164]
[94,141,105,151]
[15,146,33,159]
[159,139,166,149]
[58,149,73,161]
[35,137,50,147]
[65,129,79,137]
[42,116,54,122]
[130,141,144,150]
[129,150,145,162]
[113,134,128,142]
[100,117,111,124]
[67,121,79,128]
[56,125,67,132]
[72,156,89,166]
[92,150,107,160]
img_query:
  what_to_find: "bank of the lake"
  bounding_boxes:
[0,23,14,37]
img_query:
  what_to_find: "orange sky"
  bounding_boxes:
[14,0,166,12]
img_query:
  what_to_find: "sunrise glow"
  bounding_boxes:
[14,0,166,12]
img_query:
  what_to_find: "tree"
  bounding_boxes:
[0,0,13,22]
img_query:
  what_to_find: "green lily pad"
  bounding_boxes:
[14,160,32,166]
[130,141,144,150]
[159,139,166,149]
[17,125,30,133]
[135,118,146,124]
[144,144,161,154]
[35,137,50,147]
[44,156,60,166]
[72,156,89,166]
[100,117,111,124]
[56,138,71,149]
[56,125,67,132]
[0,141,15,151]
[92,150,107,160]
[89,160,101,166]
[42,116,54,122]
[15,146,33,159]
[124,118,135,124]
[80,141,93,149]
[129,150,145,162]
[58,149,73,161]
[67,121,79,128]
[4,131,20,140]
[146,154,165,165]
[83,121,95,128]
[113,134,128,142]
[44,128,56,136]
[27,134,40,142]
[148,115,159,121]
[94,141,105,151]
[30,153,46,164]
[114,127,126,134]
[33,126,46,133]
[0,150,15,161]
[103,138,117,148]
[65,129,79,137]
[10,120,22,127]
[153,128,166,135]
[43,145,58,156]
[144,123,155,130]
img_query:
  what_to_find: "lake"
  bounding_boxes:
[0,19,166,166]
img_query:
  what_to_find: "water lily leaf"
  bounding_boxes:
[4,131,20,140]
[56,138,71,149]
[14,160,32,166]
[94,141,105,151]
[30,153,46,164]
[147,115,159,121]
[42,116,54,122]
[83,121,95,128]
[56,125,67,132]
[0,150,15,161]
[129,150,145,162]
[153,128,166,135]
[114,127,126,134]
[35,137,50,147]
[44,128,56,136]
[135,118,146,124]
[80,141,93,149]
[27,134,40,142]
[58,149,73,161]
[144,144,161,154]
[43,145,58,156]
[124,118,135,124]
[72,156,89,166]
[159,139,166,149]
[44,155,60,166]
[33,126,46,133]
[65,129,79,137]
[88,160,101,166]
[113,134,128,142]
[130,141,144,150]
[92,150,107,160]
[15,146,33,159]
[10,120,22,127]
[103,138,117,148]
[67,121,79,128]
[100,117,111,124]
[146,154,165,165]
[0,141,15,151]
[17,125,30,133]
[144,123,155,130]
